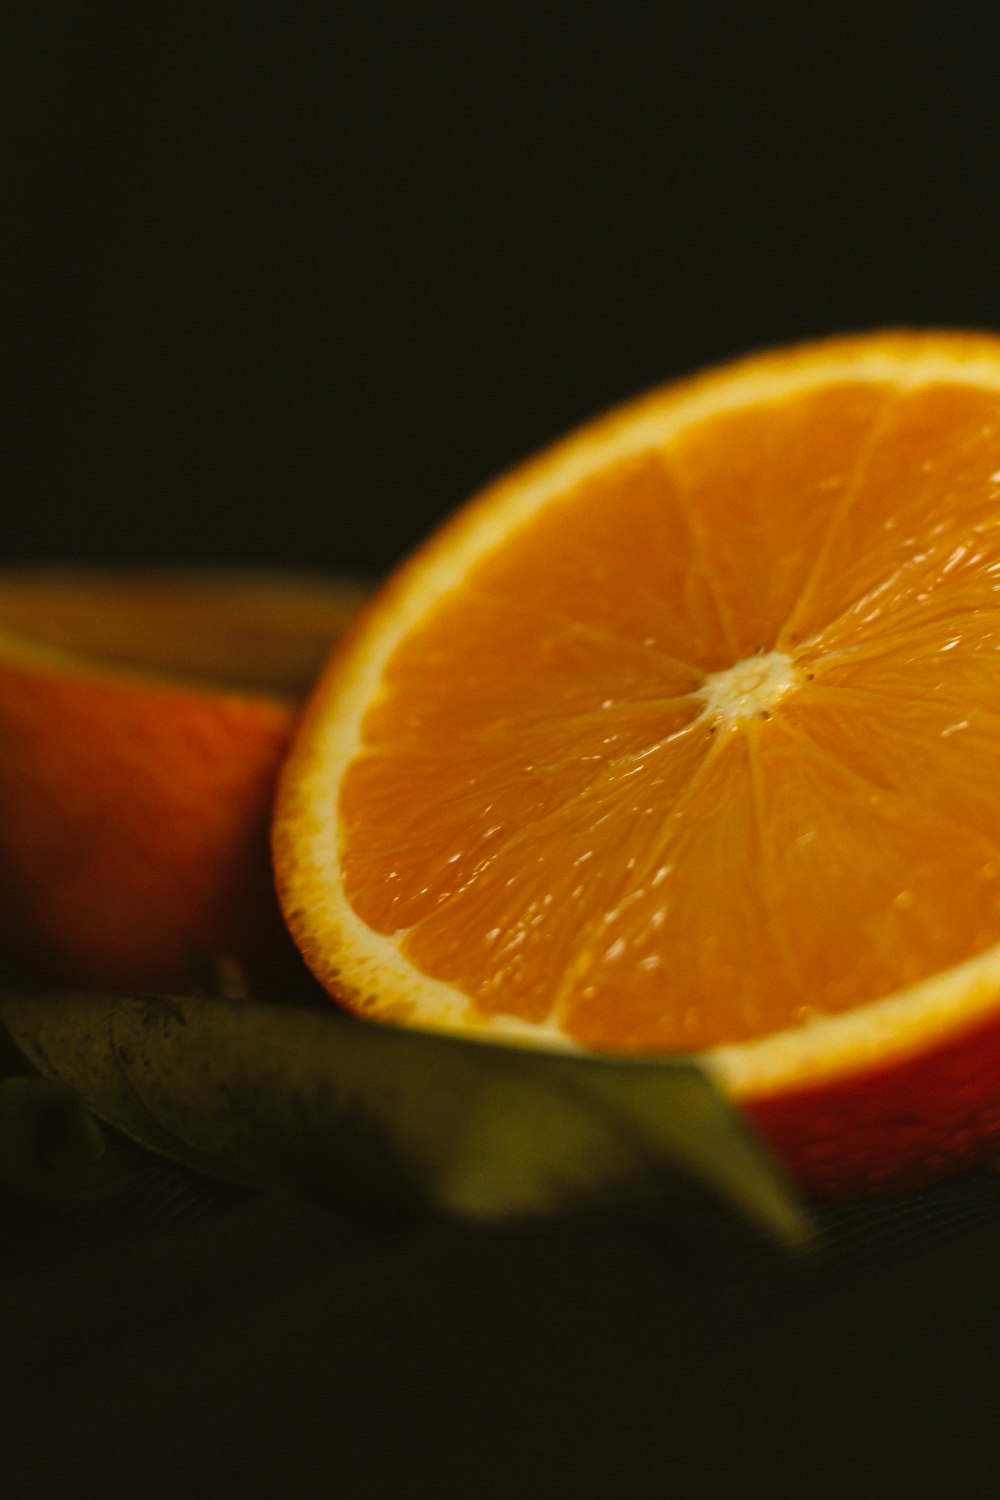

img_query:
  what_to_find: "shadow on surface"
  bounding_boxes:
[5,1141,1000,1498]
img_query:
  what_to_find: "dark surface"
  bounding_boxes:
[6,1138,1000,1499]
[7,7,1000,1495]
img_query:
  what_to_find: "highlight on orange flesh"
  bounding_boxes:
[274,330,1000,1197]
[0,569,366,995]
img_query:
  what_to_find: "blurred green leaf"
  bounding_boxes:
[0,988,812,1248]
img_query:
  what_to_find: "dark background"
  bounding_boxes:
[8,4,1000,582]
[8,6,1000,1497]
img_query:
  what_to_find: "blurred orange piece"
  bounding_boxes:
[0,569,366,996]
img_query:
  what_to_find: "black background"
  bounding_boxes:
[8,4,1000,581]
[8,6,1000,1497]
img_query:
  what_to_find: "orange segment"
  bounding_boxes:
[782,384,1000,650]
[660,382,891,659]
[390,702,710,1024]
[467,453,734,670]
[274,331,1000,1194]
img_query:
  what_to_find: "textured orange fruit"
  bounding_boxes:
[274,331,1000,1196]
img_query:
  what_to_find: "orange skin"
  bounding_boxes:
[0,655,310,997]
[742,1008,1000,1198]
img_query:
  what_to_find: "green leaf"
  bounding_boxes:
[0,988,813,1248]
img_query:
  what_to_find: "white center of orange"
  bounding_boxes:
[695,649,798,726]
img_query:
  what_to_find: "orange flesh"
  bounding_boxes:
[340,381,1000,1051]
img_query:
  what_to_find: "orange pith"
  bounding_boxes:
[274,332,1000,1193]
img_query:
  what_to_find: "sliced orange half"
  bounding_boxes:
[0,568,366,995]
[274,331,1000,1196]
